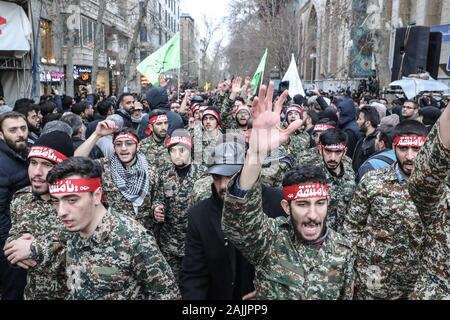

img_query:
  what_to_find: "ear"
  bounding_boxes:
[281,199,291,216]
[136,142,141,152]
[0,131,4,140]
[93,187,103,205]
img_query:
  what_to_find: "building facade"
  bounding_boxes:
[296,0,450,91]
[180,14,200,86]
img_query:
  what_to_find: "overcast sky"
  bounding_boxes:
[180,0,230,49]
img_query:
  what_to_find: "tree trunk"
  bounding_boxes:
[91,0,107,93]
[118,0,150,94]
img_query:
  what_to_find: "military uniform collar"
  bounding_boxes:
[394,163,408,184]
[77,209,113,248]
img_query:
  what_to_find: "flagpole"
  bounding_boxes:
[178,67,181,100]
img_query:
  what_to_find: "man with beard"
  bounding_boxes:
[115,93,135,130]
[343,120,428,299]
[317,129,356,233]
[4,131,74,299]
[152,130,207,279]
[192,107,222,165]
[222,82,355,299]
[140,110,171,182]
[408,101,450,299]
[233,104,251,134]
[4,157,179,300]
[14,104,41,145]
[0,112,30,300]
[401,100,420,122]
[283,104,310,159]
[352,106,380,172]
[75,123,154,230]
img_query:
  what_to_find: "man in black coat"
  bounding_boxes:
[0,112,29,299]
[179,141,286,300]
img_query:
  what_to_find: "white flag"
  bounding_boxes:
[282,54,305,98]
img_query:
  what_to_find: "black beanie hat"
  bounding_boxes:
[419,106,441,126]
[28,131,74,163]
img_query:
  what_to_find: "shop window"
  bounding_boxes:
[62,14,81,46]
[40,19,53,63]
[81,15,105,50]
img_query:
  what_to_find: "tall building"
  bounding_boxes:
[180,14,199,86]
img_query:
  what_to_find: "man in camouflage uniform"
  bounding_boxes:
[408,107,450,299]
[283,104,310,160]
[222,83,355,299]
[75,122,154,229]
[342,120,428,299]
[4,131,74,299]
[152,130,207,278]
[316,128,356,232]
[191,107,222,165]
[5,157,179,300]
[139,110,171,180]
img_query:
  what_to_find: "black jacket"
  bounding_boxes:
[180,184,286,300]
[85,114,107,139]
[352,130,378,172]
[0,141,29,248]
[337,98,362,157]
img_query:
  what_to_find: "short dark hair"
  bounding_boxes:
[71,101,90,116]
[394,120,428,139]
[96,99,114,116]
[357,106,380,128]
[307,110,319,125]
[62,96,74,110]
[14,104,40,118]
[47,157,102,185]
[14,98,34,110]
[43,113,62,126]
[403,100,419,109]
[0,111,27,132]
[39,101,57,117]
[117,93,134,108]
[319,128,347,146]
[148,109,167,119]
[60,113,83,137]
[113,127,140,143]
[377,124,395,149]
[282,164,327,189]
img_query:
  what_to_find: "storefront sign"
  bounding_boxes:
[73,65,92,81]
[40,71,64,83]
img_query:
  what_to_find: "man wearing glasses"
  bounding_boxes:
[75,121,154,231]
[401,100,420,122]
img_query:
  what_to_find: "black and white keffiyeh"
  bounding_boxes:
[110,152,149,209]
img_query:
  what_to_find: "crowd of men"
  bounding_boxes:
[0,74,449,300]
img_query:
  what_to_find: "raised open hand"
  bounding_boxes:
[248,81,303,161]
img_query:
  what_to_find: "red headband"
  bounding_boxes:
[318,144,347,151]
[28,146,68,164]
[149,114,168,125]
[286,105,304,117]
[393,135,427,148]
[49,178,101,195]
[113,132,139,144]
[314,124,335,132]
[202,110,221,123]
[284,183,329,201]
[166,136,193,149]
[145,114,168,135]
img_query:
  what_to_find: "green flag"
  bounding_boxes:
[137,32,181,86]
[250,48,268,95]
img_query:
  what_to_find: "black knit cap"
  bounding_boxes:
[29,131,74,162]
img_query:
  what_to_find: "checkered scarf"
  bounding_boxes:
[110,152,149,208]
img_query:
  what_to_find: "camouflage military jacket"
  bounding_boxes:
[99,158,154,230]
[140,135,171,182]
[191,174,214,204]
[8,187,68,300]
[191,123,222,165]
[321,162,356,233]
[64,209,180,300]
[281,124,310,161]
[408,121,450,299]
[342,165,425,299]
[223,177,355,300]
[152,162,207,256]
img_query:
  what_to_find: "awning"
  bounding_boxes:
[0,1,32,55]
